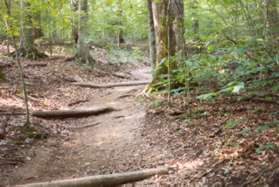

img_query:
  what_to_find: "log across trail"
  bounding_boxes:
[15,167,170,187]
[73,81,150,88]
[0,107,116,119]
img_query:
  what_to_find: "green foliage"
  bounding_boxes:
[0,0,278,98]
[90,0,148,44]
[255,143,277,154]
[256,121,279,133]
[107,47,144,64]
[224,119,239,129]
[150,100,162,108]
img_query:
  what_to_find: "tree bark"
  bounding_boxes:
[16,167,169,187]
[4,0,12,54]
[147,0,156,66]
[116,0,125,47]
[265,0,279,55]
[191,0,199,40]
[71,0,79,45]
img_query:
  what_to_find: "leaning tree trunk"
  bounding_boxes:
[146,0,185,92]
[265,0,279,55]
[17,0,45,59]
[147,0,156,66]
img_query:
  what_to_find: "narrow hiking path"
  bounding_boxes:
[6,65,171,186]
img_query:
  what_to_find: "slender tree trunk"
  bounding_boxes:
[4,0,12,54]
[147,0,156,66]
[191,0,199,40]
[265,0,279,54]
[116,0,125,47]
[171,0,185,57]
[71,0,79,45]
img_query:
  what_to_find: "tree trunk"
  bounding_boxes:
[171,0,185,57]
[147,0,156,66]
[17,0,45,59]
[191,0,199,40]
[116,0,125,47]
[4,0,12,54]
[146,0,185,92]
[71,0,79,45]
[265,0,279,55]
[73,0,94,64]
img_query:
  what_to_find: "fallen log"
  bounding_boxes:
[31,107,116,119]
[16,167,169,187]
[73,81,150,88]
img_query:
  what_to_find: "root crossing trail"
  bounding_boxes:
[11,67,164,186]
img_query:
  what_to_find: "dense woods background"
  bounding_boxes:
[0,0,278,96]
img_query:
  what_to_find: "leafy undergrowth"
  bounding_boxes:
[143,95,279,186]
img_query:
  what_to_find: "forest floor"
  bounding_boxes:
[0,45,278,186]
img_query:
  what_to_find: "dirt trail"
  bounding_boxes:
[10,67,165,185]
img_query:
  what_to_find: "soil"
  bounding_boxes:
[0,46,278,186]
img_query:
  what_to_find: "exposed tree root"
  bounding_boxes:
[0,107,116,119]
[73,81,150,88]
[16,167,170,187]
[23,62,47,68]
[31,107,116,119]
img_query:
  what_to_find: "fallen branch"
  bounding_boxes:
[16,167,169,187]
[73,81,150,88]
[31,107,116,119]
[112,72,130,79]
[23,63,47,68]
[116,94,133,99]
